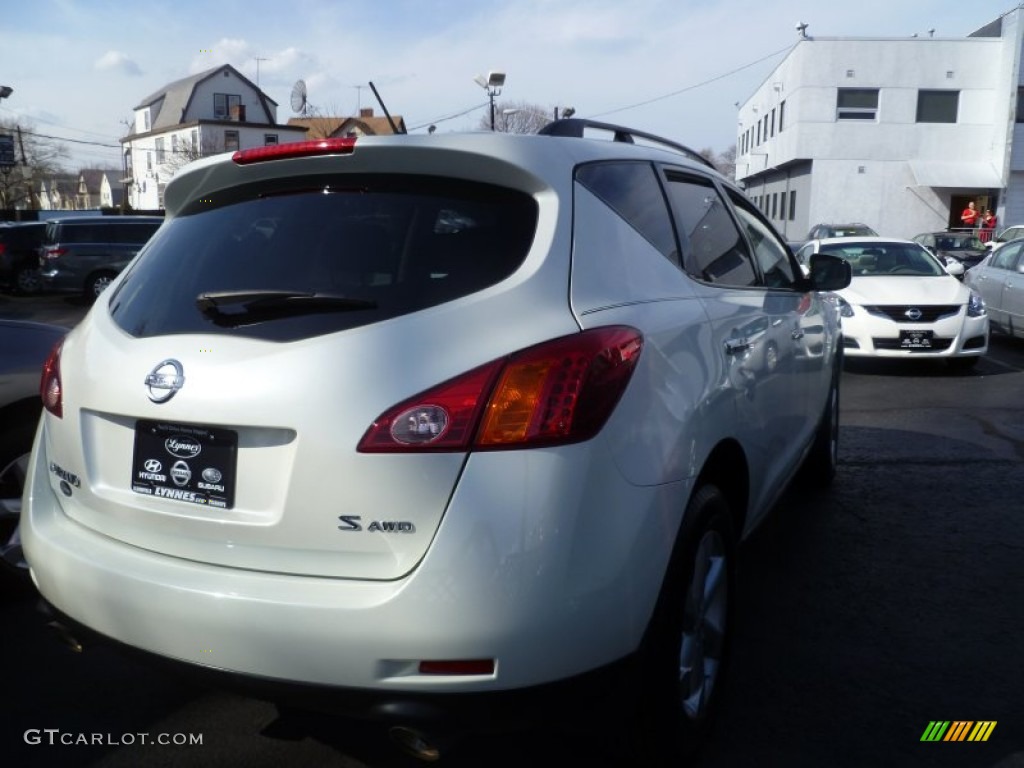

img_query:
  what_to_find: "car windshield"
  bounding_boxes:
[818,242,945,277]
[937,234,984,251]
[828,225,876,238]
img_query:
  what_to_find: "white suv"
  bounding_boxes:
[21,120,850,761]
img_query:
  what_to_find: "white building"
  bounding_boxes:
[121,64,308,210]
[735,9,1024,242]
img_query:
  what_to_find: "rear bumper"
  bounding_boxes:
[39,597,636,733]
[22,423,677,705]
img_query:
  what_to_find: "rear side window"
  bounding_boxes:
[575,162,677,263]
[663,170,757,287]
[726,190,799,289]
[109,175,537,342]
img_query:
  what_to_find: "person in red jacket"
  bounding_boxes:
[981,209,997,229]
[960,201,979,228]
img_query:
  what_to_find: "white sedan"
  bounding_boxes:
[796,237,989,369]
[964,237,1024,339]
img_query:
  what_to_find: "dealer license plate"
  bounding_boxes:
[899,330,933,350]
[131,420,237,509]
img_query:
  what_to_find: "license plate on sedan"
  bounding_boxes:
[131,420,237,509]
[899,330,934,349]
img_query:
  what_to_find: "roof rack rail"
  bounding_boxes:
[538,118,716,170]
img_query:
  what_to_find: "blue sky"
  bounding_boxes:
[0,0,1013,171]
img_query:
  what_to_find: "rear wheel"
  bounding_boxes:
[632,484,735,763]
[15,267,41,295]
[0,411,39,586]
[86,271,116,300]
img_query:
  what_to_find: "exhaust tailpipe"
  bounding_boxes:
[47,620,83,653]
[389,726,442,762]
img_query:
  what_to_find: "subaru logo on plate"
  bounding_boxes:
[904,307,923,321]
[201,467,222,483]
[165,436,202,459]
[144,359,185,403]
[170,460,192,487]
[144,459,162,473]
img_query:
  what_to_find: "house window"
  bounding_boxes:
[757,121,761,145]
[770,108,776,137]
[780,190,787,220]
[224,130,240,152]
[779,101,785,132]
[155,137,165,164]
[789,190,796,221]
[171,135,178,155]
[214,93,241,119]
[264,134,278,145]
[1016,88,1024,123]
[837,88,879,120]
[771,192,778,219]
[191,129,199,155]
[143,110,150,131]
[146,151,152,171]
[916,90,958,123]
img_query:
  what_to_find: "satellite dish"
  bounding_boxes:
[290,80,308,115]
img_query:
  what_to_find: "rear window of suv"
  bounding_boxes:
[108,175,538,342]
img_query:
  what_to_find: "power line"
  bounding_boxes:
[586,43,794,119]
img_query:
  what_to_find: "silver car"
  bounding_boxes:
[20,120,850,761]
[964,238,1024,339]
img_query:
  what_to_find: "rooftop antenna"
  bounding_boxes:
[352,84,365,113]
[796,21,809,38]
[254,57,269,88]
[928,28,935,37]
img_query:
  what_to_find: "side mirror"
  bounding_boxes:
[943,260,964,278]
[807,253,852,291]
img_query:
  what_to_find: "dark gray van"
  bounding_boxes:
[38,216,163,298]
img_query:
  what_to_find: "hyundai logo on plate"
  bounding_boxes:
[144,459,162,473]
[144,359,185,403]
[904,307,923,321]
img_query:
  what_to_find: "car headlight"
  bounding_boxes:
[967,291,986,317]
[835,296,855,318]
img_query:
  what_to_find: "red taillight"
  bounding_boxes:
[358,327,643,453]
[40,340,64,418]
[42,246,67,260]
[232,137,357,165]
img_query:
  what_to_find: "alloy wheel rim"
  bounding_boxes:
[678,529,727,720]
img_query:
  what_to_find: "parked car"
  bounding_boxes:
[912,231,988,270]
[986,224,1024,253]
[0,221,48,294]
[37,216,163,299]
[963,237,1024,339]
[805,222,878,240]
[20,121,850,762]
[798,237,988,369]
[0,319,68,583]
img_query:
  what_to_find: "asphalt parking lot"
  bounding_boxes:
[2,294,1023,767]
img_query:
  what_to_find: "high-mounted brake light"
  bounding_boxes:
[358,327,643,453]
[232,137,357,165]
[40,339,64,418]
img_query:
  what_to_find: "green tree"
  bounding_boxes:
[0,119,68,209]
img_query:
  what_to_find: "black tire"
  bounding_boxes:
[631,484,736,764]
[86,271,116,300]
[14,267,41,295]
[799,356,840,487]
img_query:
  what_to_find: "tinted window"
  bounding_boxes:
[663,171,756,287]
[108,175,537,342]
[992,242,1023,270]
[727,190,798,288]
[575,162,677,262]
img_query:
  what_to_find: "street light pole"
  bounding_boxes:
[474,71,506,131]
